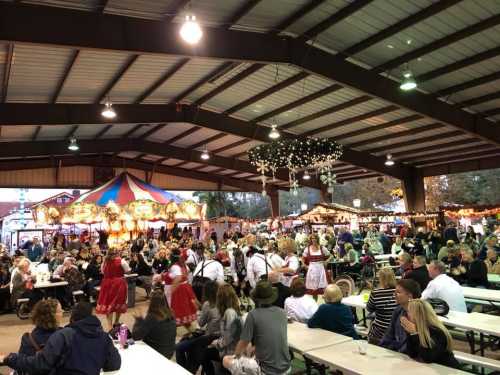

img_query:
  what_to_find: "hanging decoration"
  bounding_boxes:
[248,138,343,193]
[390,187,404,200]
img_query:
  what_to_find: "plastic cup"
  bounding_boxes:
[357,340,368,355]
[362,293,370,302]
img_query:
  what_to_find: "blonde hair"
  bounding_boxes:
[378,267,396,289]
[323,284,343,303]
[408,299,453,351]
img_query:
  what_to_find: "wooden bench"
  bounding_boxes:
[454,350,500,372]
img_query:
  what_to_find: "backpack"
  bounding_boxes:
[192,260,214,302]
[233,249,246,280]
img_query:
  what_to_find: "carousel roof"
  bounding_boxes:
[75,172,182,206]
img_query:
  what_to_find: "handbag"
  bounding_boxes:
[427,298,450,316]
[228,355,262,375]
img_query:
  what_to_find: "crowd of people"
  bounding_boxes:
[0,220,498,374]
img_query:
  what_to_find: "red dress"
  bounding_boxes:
[163,263,197,326]
[96,257,128,314]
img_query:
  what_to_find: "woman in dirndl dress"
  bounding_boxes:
[96,248,130,330]
[302,234,330,300]
[276,237,300,287]
[163,249,198,329]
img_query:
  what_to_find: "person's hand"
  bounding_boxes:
[0,353,7,364]
[400,316,417,334]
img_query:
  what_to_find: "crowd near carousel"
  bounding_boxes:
[1,191,499,375]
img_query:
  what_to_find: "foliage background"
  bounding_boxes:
[193,169,500,219]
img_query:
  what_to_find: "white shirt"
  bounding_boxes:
[284,295,318,323]
[246,253,271,288]
[193,260,224,283]
[422,273,467,312]
[266,253,285,269]
[281,255,300,287]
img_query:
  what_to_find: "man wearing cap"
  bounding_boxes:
[226,280,291,375]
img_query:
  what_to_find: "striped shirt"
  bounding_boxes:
[366,288,397,343]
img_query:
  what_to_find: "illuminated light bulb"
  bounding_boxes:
[269,124,280,139]
[180,14,203,45]
[385,154,395,166]
[303,170,311,180]
[101,101,116,119]
[201,148,210,160]
[68,138,79,151]
[400,70,417,91]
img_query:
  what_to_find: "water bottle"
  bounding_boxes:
[119,324,127,349]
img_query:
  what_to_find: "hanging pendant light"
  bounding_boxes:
[385,154,395,166]
[68,138,79,151]
[268,124,280,140]
[180,14,203,45]
[201,147,210,160]
[101,101,116,119]
[302,170,311,180]
[400,70,417,91]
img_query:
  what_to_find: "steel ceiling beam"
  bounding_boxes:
[482,108,500,118]
[399,144,498,163]
[416,149,500,167]
[279,96,372,130]
[391,139,484,159]
[188,133,228,150]
[51,50,80,103]
[137,123,168,140]
[419,46,500,84]
[1,43,14,103]
[194,64,265,106]
[0,103,413,180]
[251,84,343,124]
[297,0,373,42]
[223,71,309,115]
[0,138,315,188]
[346,122,444,148]
[95,54,139,103]
[432,70,500,98]
[421,155,500,176]
[134,58,190,103]
[341,0,462,58]
[457,91,500,108]
[302,105,399,137]
[373,13,500,73]
[2,3,498,146]
[94,124,113,139]
[338,114,426,144]
[0,155,267,192]
[366,130,464,154]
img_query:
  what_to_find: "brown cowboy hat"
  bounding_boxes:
[250,280,278,305]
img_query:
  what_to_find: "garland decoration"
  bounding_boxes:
[248,138,343,195]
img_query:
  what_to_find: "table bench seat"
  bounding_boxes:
[454,350,500,372]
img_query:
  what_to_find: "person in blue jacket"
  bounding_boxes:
[1,302,121,375]
[307,284,358,339]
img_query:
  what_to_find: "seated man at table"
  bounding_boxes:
[228,280,291,375]
[405,255,430,291]
[422,261,467,312]
[1,301,121,375]
[379,279,421,353]
[307,284,358,339]
[459,248,489,288]
[484,248,500,274]
[10,258,43,310]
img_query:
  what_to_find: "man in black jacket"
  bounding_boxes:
[406,255,431,291]
[1,302,121,375]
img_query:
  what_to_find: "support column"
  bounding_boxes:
[402,169,426,212]
[269,189,280,217]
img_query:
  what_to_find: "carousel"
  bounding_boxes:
[34,172,206,246]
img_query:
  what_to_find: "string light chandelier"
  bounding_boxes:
[248,138,343,196]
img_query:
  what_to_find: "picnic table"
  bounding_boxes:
[287,322,352,354]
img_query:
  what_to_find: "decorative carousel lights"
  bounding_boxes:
[248,138,343,198]
[33,172,206,247]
